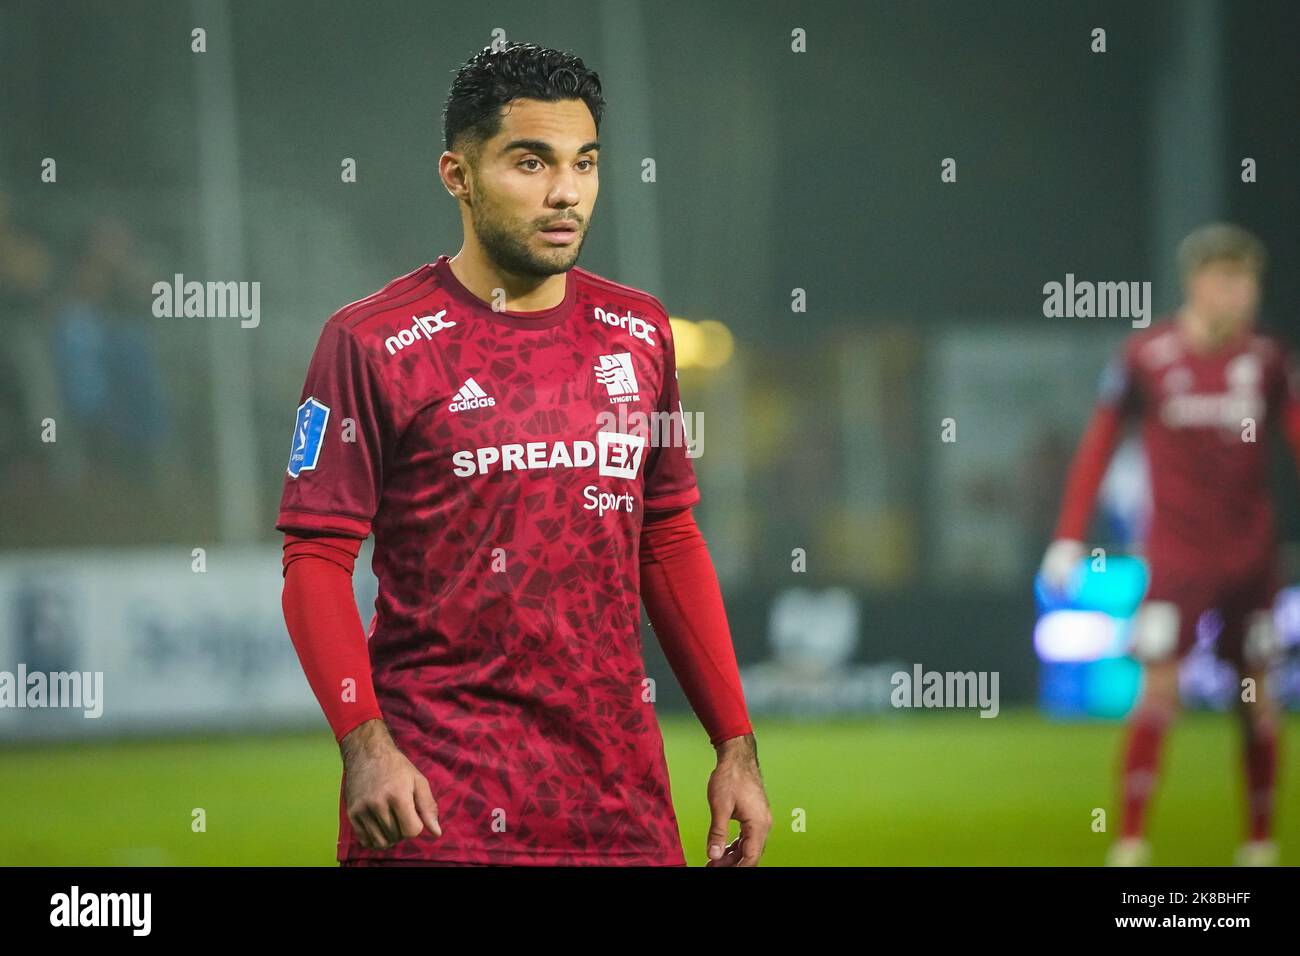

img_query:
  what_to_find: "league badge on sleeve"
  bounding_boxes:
[287,396,330,477]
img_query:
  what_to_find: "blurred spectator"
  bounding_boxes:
[0,191,55,486]
[52,215,170,482]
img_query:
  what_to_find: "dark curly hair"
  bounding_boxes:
[442,42,606,158]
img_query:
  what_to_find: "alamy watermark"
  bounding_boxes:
[50,886,150,936]
[890,664,999,717]
[152,274,260,328]
[0,664,103,718]
[1043,274,1151,328]
[596,401,703,458]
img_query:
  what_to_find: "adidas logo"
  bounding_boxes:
[448,377,497,413]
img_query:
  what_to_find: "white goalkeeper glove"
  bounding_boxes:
[1039,538,1087,597]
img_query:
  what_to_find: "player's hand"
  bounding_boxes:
[705,733,772,867]
[1039,538,1086,596]
[340,719,442,850]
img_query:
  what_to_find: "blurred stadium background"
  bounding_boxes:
[1,0,1298,865]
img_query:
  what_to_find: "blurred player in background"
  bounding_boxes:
[1041,223,1300,866]
[277,42,770,866]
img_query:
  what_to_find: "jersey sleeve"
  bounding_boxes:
[1264,337,1300,415]
[642,310,701,512]
[1268,338,1300,476]
[276,320,393,538]
[1051,338,1139,542]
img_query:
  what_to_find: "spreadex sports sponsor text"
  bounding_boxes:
[452,432,647,479]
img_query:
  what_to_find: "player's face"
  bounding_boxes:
[466,97,599,278]
[1186,258,1260,337]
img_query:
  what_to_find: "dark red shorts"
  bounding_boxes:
[1132,563,1281,668]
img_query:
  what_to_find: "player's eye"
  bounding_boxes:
[577,159,596,171]
[519,157,543,171]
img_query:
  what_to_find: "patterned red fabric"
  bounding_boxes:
[278,257,705,864]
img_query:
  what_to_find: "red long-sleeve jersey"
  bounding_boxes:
[1054,318,1300,579]
[281,508,751,747]
[276,258,750,864]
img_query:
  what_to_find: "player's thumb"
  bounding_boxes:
[707,799,732,861]
[413,775,442,838]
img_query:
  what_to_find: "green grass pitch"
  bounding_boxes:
[2,710,1295,865]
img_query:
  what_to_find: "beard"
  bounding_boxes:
[470,182,587,279]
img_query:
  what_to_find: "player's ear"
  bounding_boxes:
[437,152,468,199]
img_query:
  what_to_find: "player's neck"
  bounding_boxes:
[447,247,568,313]
[1176,305,1244,355]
